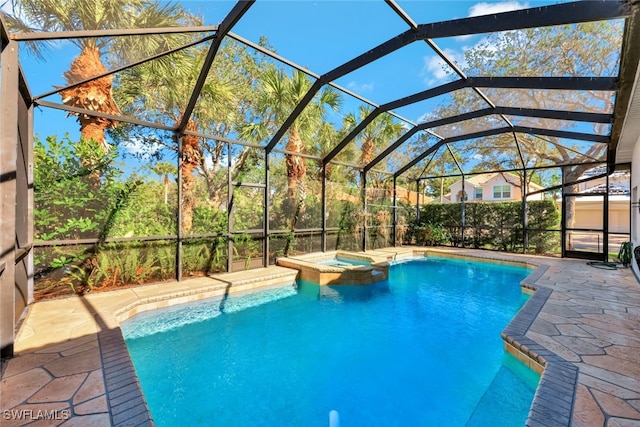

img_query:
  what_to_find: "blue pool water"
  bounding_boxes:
[315,257,371,267]
[123,257,539,426]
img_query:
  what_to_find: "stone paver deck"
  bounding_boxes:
[1,249,640,426]
[427,248,640,426]
[0,266,298,426]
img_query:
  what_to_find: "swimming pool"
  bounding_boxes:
[123,257,539,426]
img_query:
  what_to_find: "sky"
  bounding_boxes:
[1,0,588,168]
[163,0,572,124]
[170,0,557,125]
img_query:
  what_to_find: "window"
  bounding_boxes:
[456,190,468,202]
[475,188,483,200]
[493,184,511,199]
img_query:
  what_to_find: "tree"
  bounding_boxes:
[114,37,272,231]
[428,20,622,231]
[343,106,405,166]
[4,0,192,152]
[149,162,176,205]
[464,132,545,202]
[398,132,459,202]
[32,133,185,296]
[241,69,342,227]
[422,175,457,202]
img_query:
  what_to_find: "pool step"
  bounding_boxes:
[204,266,299,297]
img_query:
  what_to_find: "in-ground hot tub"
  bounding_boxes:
[276,250,390,285]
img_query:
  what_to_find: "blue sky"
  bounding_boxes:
[188,0,562,123]
[3,0,571,152]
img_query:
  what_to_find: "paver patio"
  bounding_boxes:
[1,248,639,426]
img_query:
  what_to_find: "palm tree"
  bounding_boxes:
[4,0,191,152]
[149,161,176,205]
[114,39,248,233]
[343,106,405,166]
[342,106,404,208]
[241,69,342,225]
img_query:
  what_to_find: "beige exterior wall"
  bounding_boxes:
[632,134,640,242]
[448,174,543,203]
[610,200,632,233]
[572,197,630,233]
[448,180,477,202]
[632,133,640,278]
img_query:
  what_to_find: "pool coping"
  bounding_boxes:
[98,328,154,426]
[423,250,576,426]
[502,286,578,427]
[102,250,571,426]
[2,266,299,426]
[6,247,635,425]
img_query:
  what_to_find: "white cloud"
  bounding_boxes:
[454,1,529,41]
[416,112,433,124]
[421,47,467,86]
[468,1,529,18]
[123,137,162,160]
[346,81,374,93]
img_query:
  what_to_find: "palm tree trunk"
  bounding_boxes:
[284,128,306,228]
[325,163,333,181]
[59,44,120,153]
[361,137,375,165]
[180,119,201,233]
[285,128,306,199]
[164,174,169,205]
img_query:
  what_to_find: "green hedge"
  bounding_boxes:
[418,199,560,253]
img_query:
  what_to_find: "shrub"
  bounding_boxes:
[419,199,560,253]
[414,223,451,246]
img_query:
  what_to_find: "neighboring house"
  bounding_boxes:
[571,195,630,233]
[572,166,631,234]
[446,172,544,203]
[577,165,630,195]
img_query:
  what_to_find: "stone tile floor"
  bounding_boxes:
[431,248,640,426]
[1,249,639,426]
[0,266,297,426]
[528,260,640,426]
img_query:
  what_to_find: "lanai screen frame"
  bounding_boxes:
[3,0,640,280]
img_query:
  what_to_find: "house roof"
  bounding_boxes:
[464,173,498,185]
[582,183,630,195]
[578,165,631,180]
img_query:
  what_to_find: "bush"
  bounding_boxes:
[414,223,451,246]
[527,200,560,253]
[419,199,560,253]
